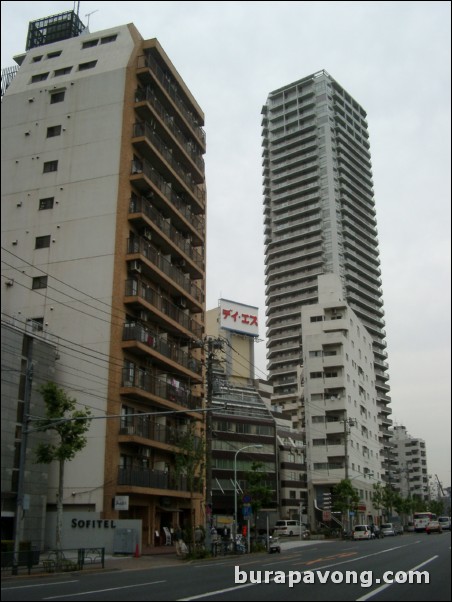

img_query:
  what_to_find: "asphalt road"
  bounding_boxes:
[1,533,450,601]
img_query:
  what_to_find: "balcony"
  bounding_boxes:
[127,239,204,306]
[118,466,203,493]
[121,367,202,411]
[135,86,205,176]
[136,53,206,150]
[132,123,205,209]
[124,279,203,339]
[130,159,205,240]
[129,196,204,277]
[122,323,202,378]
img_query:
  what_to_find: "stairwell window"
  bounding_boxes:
[46,125,62,138]
[78,60,97,71]
[31,72,49,83]
[35,235,51,249]
[39,197,54,210]
[43,160,58,173]
[32,276,48,289]
[100,35,117,44]
[50,91,65,104]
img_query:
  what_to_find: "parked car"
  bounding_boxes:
[380,523,396,536]
[426,520,442,534]
[273,520,305,537]
[437,517,451,531]
[406,522,415,532]
[352,525,372,540]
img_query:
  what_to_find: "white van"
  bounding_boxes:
[273,520,305,537]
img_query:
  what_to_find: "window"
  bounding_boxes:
[32,276,48,289]
[31,72,49,83]
[82,39,99,48]
[101,34,117,44]
[39,197,54,210]
[46,125,62,138]
[32,55,43,63]
[43,160,58,173]
[310,315,323,322]
[47,50,62,59]
[54,66,72,76]
[50,91,65,104]
[78,60,97,71]
[35,235,51,249]
[27,317,44,332]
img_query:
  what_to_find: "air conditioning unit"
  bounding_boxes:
[143,228,152,241]
[129,260,141,273]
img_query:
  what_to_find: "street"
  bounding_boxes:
[1,533,450,601]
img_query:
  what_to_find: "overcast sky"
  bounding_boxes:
[2,1,450,489]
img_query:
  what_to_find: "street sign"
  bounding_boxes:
[323,511,331,521]
[242,494,251,503]
[242,503,252,517]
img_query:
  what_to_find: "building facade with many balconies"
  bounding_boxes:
[1,14,206,547]
[262,71,392,487]
[390,426,429,502]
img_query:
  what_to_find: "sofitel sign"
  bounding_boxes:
[71,519,117,529]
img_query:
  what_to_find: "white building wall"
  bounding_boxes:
[303,274,383,524]
[1,25,136,512]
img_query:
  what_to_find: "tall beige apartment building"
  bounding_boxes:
[262,71,392,508]
[1,12,206,547]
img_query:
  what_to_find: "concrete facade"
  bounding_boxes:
[2,17,206,548]
[390,426,429,502]
[302,275,383,526]
[262,71,392,485]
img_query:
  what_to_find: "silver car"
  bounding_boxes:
[380,523,396,536]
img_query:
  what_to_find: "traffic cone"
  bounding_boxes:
[134,544,140,558]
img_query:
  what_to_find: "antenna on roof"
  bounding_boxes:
[85,9,99,30]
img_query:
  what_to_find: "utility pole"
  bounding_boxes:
[341,416,357,533]
[204,337,223,553]
[342,416,357,481]
[12,359,34,575]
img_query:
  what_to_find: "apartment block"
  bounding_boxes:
[390,426,429,502]
[1,13,206,547]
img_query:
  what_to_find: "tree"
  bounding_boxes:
[332,479,359,532]
[372,482,385,523]
[35,382,91,553]
[173,421,205,551]
[382,485,398,520]
[245,461,274,539]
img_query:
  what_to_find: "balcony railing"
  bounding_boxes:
[129,196,204,271]
[137,53,206,147]
[123,323,202,376]
[135,87,205,173]
[119,419,201,449]
[133,122,205,205]
[125,279,203,339]
[118,466,203,492]
[122,367,202,410]
[127,238,204,304]
[131,159,205,236]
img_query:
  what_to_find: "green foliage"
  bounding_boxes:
[35,382,91,464]
[245,461,274,519]
[173,422,205,489]
[428,499,445,516]
[332,479,359,513]
[372,482,385,512]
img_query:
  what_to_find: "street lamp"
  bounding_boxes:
[233,444,262,547]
